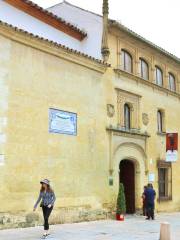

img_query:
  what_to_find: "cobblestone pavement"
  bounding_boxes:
[0,213,180,240]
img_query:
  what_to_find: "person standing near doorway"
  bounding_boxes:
[33,179,56,239]
[142,186,147,216]
[143,183,156,220]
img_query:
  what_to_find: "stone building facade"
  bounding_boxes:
[107,24,180,213]
[0,0,180,229]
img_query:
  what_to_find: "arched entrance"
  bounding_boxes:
[113,142,147,212]
[120,160,135,214]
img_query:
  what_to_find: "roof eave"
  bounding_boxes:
[0,20,109,69]
[109,20,180,64]
[4,0,87,41]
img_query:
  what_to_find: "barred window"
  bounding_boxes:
[158,161,172,201]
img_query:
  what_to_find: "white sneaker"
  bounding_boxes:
[41,233,47,239]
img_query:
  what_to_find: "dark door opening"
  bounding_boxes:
[120,160,135,214]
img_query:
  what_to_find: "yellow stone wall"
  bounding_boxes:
[0,22,180,229]
[0,26,114,227]
[107,28,180,212]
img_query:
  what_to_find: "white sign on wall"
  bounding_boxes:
[49,109,77,136]
[148,173,155,182]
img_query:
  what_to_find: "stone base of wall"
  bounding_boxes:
[0,206,114,230]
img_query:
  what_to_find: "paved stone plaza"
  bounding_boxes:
[0,213,180,240]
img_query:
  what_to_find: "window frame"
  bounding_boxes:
[140,58,149,80]
[157,110,163,133]
[121,50,133,73]
[155,66,163,86]
[168,73,176,92]
[124,103,131,130]
[157,161,172,202]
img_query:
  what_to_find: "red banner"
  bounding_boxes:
[166,133,178,151]
[166,133,178,162]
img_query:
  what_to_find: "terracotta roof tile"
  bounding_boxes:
[5,0,87,39]
[0,20,110,67]
[50,1,180,64]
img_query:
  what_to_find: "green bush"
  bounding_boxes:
[116,183,126,214]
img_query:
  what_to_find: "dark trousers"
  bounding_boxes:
[146,203,154,219]
[42,206,53,230]
[143,201,147,216]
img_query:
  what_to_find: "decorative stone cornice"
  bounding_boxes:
[106,126,150,139]
[114,68,180,99]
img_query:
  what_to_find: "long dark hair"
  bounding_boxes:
[40,184,54,193]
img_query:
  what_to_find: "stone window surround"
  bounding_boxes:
[155,65,164,86]
[139,58,149,80]
[168,72,176,92]
[117,40,179,93]
[114,69,180,100]
[116,88,141,130]
[157,108,166,134]
[157,160,172,202]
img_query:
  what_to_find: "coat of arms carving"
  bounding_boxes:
[142,113,149,126]
[107,104,115,118]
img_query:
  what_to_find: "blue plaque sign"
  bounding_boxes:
[49,108,77,136]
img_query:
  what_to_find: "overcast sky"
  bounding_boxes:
[33,0,180,58]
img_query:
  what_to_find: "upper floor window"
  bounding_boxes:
[121,50,133,73]
[124,104,131,129]
[169,73,176,92]
[140,58,149,80]
[155,66,163,86]
[157,110,164,133]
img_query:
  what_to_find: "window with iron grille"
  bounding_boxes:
[158,161,172,201]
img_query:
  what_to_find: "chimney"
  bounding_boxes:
[101,0,110,62]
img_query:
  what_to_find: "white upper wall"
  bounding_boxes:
[0,0,82,51]
[0,0,103,60]
[48,1,103,59]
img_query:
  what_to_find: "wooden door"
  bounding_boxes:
[120,160,135,214]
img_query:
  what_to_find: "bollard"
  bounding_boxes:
[160,222,171,240]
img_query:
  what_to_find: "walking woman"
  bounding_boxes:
[33,179,56,239]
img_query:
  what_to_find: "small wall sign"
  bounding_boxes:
[148,173,155,182]
[49,108,77,136]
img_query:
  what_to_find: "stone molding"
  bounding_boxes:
[114,68,180,99]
